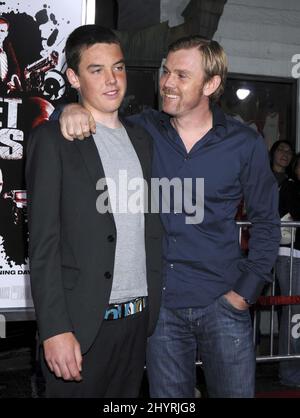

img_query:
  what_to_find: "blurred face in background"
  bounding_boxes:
[273,143,293,172]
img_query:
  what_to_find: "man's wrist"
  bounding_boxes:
[243,297,253,305]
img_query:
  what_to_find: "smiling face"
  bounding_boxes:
[66,42,127,121]
[160,47,206,118]
[159,46,221,120]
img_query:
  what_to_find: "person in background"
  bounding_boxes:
[268,140,294,334]
[55,35,280,398]
[269,140,294,188]
[276,153,300,387]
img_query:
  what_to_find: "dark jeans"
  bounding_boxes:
[42,307,148,398]
[146,296,255,398]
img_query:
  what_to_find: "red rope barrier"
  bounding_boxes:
[256,295,300,307]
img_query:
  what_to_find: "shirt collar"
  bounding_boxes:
[158,111,172,128]
[158,104,227,136]
[211,104,227,130]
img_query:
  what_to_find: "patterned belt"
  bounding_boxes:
[104,296,147,320]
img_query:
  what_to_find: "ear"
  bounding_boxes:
[66,68,80,90]
[203,75,221,98]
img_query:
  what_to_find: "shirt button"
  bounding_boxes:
[104,271,112,279]
[170,264,174,269]
[163,286,166,291]
[173,237,177,243]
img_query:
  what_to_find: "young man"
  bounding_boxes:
[26,25,162,398]
[57,35,280,398]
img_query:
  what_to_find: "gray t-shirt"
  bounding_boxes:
[93,122,147,303]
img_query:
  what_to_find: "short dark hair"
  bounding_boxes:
[65,24,121,74]
[168,35,228,102]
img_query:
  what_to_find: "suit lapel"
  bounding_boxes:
[75,122,151,185]
[121,118,151,182]
[74,121,151,224]
[74,135,105,188]
[74,136,116,224]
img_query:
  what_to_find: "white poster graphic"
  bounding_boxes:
[0,0,86,308]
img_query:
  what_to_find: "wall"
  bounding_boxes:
[160,0,300,148]
[160,0,190,26]
[214,0,300,78]
[215,0,300,147]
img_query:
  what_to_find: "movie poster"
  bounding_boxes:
[0,1,86,308]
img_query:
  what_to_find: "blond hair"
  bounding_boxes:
[168,35,228,102]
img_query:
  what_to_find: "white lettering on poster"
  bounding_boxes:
[0,98,23,159]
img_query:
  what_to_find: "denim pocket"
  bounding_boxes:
[219,294,249,315]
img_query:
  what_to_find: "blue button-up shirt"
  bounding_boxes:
[130,105,280,308]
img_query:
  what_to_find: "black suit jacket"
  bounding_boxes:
[26,119,163,354]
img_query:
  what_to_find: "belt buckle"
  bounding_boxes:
[104,297,146,320]
[124,297,140,317]
[104,303,122,320]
